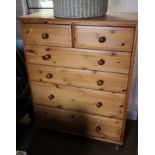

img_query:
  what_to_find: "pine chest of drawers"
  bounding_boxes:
[19,11,137,146]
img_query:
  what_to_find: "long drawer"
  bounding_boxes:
[21,24,72,47]
[24,46,131,74]
[31,81,126,119]
[34,104,123,142]
[28,64,128,93]
[75,26,135,52]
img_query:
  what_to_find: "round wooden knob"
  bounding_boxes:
[98,59,105,65]
[95,126,101,132]
[97,80,104,86]
[46,73,53,79]
[42,33,49,39]
[96,102,103,108]
[99,36,106,43]
[48,94,54,100]
[42,54,51,60]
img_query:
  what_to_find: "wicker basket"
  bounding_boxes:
[53,0,108,18]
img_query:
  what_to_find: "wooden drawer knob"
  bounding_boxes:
[42,33,49,39]
[46,73,53,79]
[99,36,106,43]
[98,59,105,65]
[97,80,104,86]
[95,126,101,132]
[48,94,54,100]
[96,102,103,108]
[42,54,51,60]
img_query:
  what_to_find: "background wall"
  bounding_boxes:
[108,0,138,12]
[16,0,28,39]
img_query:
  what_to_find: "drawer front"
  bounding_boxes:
[75,26,135,52]
[21,24,72,47]
[34,105,123,142]
[25,45,131,74]
[28,64,128,93]
[31,81,126,119]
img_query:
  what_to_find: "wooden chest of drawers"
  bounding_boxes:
[19,11,137,146]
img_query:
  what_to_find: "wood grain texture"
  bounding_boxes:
[18,11,138,145]
[24,45,131,74]
[18,11,137,27]
[75,26,135,52]
[120,25,138,144]
[31,81,126,119]
[28,64,128,93]
[34,104,123,142]
[21,24,72,47]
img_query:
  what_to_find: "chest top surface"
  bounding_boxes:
[18,10,137,27]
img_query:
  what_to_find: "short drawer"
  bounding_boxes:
[24,46,131,74]
[28,64,128,93]
[31,81,126,119]
[21,24,72,47]
[75,26,135,52]
[34,105,123,142]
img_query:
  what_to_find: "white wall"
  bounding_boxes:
[108,0,138,12]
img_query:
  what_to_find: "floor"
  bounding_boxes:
[17,119,137,155]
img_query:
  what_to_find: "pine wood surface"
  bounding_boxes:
[34,104,123,142]
[18,10,137,27]
[24,45,131,74]
[19,11,138,145]
[21,24,72,47]
[28,64,128,93]
[75,26,134,52]
[31,81,126,119]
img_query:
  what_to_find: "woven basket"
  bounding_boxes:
[53,0,108,18]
